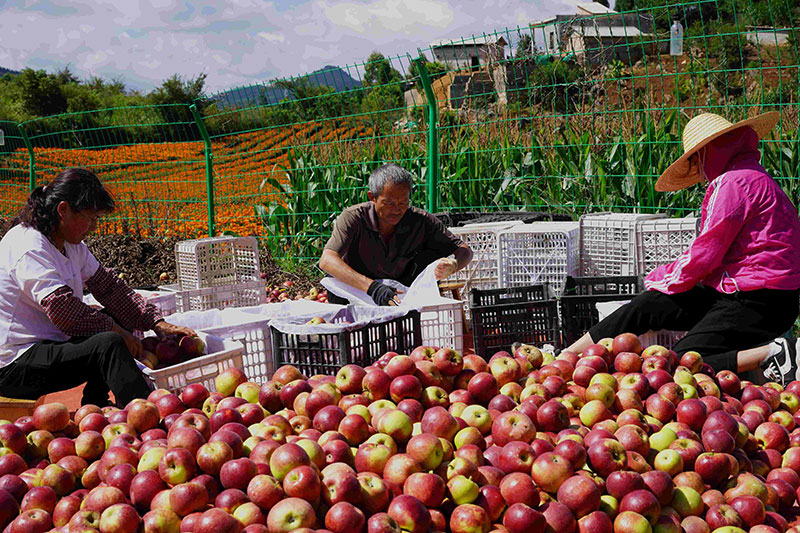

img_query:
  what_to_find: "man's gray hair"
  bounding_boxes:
[368,163,414,197]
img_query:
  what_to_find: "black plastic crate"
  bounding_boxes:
[463,211,573,225]
[270,310,422,376]
[559,276,643,345]
[433,211,484,227]
[469,284,561,356]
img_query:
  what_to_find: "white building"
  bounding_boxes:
[429,36,508,70]
[530,4,654,66]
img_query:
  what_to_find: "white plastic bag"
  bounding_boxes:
[321,260,453,310]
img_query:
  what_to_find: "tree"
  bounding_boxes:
[406,54,448,90]
[17,69,68,116]
[148,73,207,108]
[516,35,533,58]
[363,51,402,87]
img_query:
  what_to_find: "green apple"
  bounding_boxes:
[460,405,492,435]
[347,405,371,423]
[447,474,479,505]
[454,427,484,449]
[599,494,619,518]
[376,410,413,443]
[654,449,684,476]
[670,486,702,518]
[673,368,696,387]
[235,382,260,404]
[679,384,698,399]
[649,428,678,453]
[366,433,398,454]
[137,447,166,472]
[589,373,618,392]
[644,415,663,431]
[243,436,264,455]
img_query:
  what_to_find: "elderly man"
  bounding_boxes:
[320,164,473,306]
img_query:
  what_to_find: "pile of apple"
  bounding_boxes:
[136,335,206,371]
[4,334,800,533]
[263,280,328,304]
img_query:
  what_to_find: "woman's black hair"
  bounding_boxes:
[9,168,115,236]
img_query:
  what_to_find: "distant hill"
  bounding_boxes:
[0,66,20,77]
[213,65,361,109]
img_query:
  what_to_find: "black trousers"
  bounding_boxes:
[0,332,153,407]
[589,286,800,372]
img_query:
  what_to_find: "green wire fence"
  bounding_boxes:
[0,0,797,262]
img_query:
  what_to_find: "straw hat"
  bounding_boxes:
[655,111,780,192]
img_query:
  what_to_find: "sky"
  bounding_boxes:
[0,0,600,94]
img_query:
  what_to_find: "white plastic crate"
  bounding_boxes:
[635,217,700,277]
[142,332,245,392]
[176,236,261,290]
[171,281,267,312]
[420,300,465,354]
[140,290,177,317]
[200,319,274,383]
[596,300,685,349]
[497,222,580,297]
[580,213,665,276]
[448,221,522,323]
[449,221,522,290]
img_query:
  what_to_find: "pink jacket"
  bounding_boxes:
[645,128,800,294]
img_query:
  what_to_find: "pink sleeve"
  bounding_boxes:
[645,178,747,294]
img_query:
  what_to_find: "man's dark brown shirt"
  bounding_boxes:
[324,202,463,286]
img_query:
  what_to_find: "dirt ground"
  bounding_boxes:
[0,219,322,295]
[86,234,323,295]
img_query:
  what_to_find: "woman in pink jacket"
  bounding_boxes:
[567,112,800,385]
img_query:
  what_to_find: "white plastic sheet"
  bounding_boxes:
[161,300,347,331]
[320,260,453,310]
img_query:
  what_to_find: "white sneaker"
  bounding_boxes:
[761,336,800,387]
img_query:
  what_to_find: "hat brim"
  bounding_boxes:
[655,111,781,192]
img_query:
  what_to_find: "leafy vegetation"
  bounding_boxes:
[615,0,799,28]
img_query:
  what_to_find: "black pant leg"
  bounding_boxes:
[0,332,152,407]
[677,289,800,372]
[588,285,717,342]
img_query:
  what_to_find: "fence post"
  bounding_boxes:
[190,104,215,237]
[414,56,439,214]
[18,125,36,192]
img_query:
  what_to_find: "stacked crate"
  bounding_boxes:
[579,212,699,277]
[497,222,580,297]
[579,213,665,276]
[173,236,267,312]
[635,217,700,277]
[448,221,522,321]
[169,236,269,383]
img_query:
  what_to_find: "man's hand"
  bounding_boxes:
[112,323,143,360]
[153,321,198,339]
[434,258,459,280]
[367,281,401,306]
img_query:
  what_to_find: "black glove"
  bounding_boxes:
[367,280,397,306]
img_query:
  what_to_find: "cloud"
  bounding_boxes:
[257,31,285,43]
[0,0,582,93]
[321,0,455,36]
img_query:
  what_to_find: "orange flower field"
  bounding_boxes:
[0,120,374,238]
